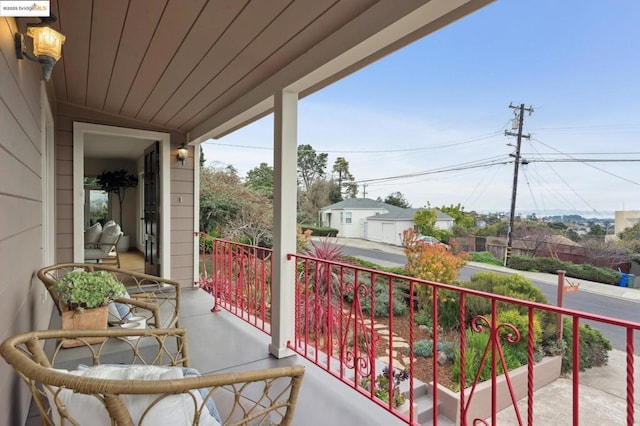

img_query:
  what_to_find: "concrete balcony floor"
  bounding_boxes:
[28,287,408,425]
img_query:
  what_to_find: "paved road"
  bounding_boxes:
[339,244,640,351]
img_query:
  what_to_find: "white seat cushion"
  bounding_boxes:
[45,365,221,426]
[84,223,102,247]
[99,222,122,254]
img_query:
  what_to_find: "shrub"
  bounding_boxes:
[508,255,620,285]
[487,309,543,354]
[412,339,455,359]
[452,330,524,387]
[300,225,339,237]
[296,226,313,252]
[414,312,431,327]
[343,281,408,318]
[462,272,551,328]
[403,229,470,322]
[470,251,503,266]
[435,289,462,330]
[440,341,456,361]
[559,319,612,373]
[413,339,435,358]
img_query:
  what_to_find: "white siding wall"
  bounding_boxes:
[336,209,378,238]
[436,218,454,231]
[367,220,414,246]
[366,220,384,242]
[0,17,54,426]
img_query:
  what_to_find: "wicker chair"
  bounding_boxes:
[37,263,181,329]
[0,328,304,425]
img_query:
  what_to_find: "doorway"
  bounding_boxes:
[72,123,171,277]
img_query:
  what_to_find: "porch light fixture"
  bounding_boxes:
[15,15,65,81]
[177,144,188,165]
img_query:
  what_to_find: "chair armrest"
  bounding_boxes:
[114,297,161,328]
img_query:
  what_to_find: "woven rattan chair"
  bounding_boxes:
[37,263,181,329]
[0,328,305,425]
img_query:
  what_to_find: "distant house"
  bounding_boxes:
[318,198,454,245]
[367,208,454,245]
[319,198,403,238]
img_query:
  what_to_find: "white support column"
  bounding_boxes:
[269,90,298,358]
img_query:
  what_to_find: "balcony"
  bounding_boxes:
[195,236,639,425]
[19,237,639,425]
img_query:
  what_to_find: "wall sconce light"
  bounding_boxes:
[15,15,66,81]
[177,144,188,165]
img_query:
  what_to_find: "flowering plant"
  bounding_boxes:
[360,366,409,408]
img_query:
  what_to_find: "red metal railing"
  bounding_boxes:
[197,236,639,425]
[195,233,272,334]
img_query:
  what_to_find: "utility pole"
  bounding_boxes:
[504,103,533,267]
[362,183,367,198]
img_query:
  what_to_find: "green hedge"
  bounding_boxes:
[507,255,620,285]
[470,251,503,266]
[301,225,339,237]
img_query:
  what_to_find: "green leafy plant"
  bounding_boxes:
[96,169,138,233]
[559,318,612,373]
[452,330,525,388]
[52,271,127,312]
[470,251,503,266]
[360,366,409,408]
[413,339,435,358]
[343,281,408,318]
[412,339,455,359]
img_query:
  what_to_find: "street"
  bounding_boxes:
[339,244,640,351]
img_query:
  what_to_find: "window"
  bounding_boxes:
[83,177,108,228]
[345,212,352,224]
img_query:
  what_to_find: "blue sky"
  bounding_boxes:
[202,1,640,217]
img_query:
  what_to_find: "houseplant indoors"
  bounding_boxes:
[52,270,127,347]
[96,169,138,252]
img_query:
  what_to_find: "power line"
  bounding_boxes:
[202,131,504,154]
[530,138,640,186]
[354,155,510,184]
[527,158,640,163]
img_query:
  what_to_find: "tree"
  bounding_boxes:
[199,146,206,168]
[547,221,568,231]
[618,221,640,252]
[245,162,274,200]
[225,190,273,246]
[438,203,475,230]
[199,167,243,235]
[384,192,411,208]
[332,157,357,199]
[588,223,606,238]
[413,209,437,237]
[199,166,273,245]
[298,179,337,225]
[96,169,138,234]
[297,144,328,191]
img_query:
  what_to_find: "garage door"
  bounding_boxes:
[382,223,395,244]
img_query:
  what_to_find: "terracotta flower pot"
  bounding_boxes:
[60,306,108,348]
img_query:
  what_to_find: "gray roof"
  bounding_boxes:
[320,198,404,212]
[367,208,454,221]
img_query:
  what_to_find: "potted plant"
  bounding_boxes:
[52,270,127,347]
[96,169,138,251]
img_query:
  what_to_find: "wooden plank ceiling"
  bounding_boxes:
[25,0,493,139]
